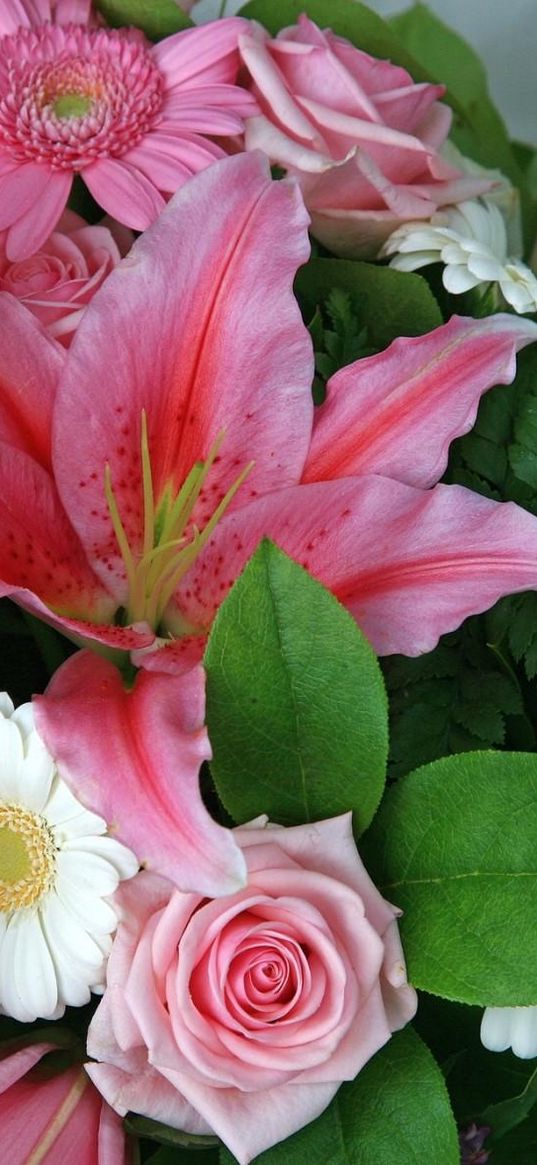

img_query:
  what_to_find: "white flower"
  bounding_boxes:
[0,692,139,1023]
[382,199,537,315]
[481,1005,537,1059]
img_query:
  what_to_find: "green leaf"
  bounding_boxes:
[124,1114,218,1149]
[389,4,523,196]
[145,1149,219,1165]
[362,751,537,1006]
[205,541,388,834]
[95,0,193,38]
[295,259,442,352]
[482,1067,537,1144]
[219,1028,458,1165]
[383,618,524,779]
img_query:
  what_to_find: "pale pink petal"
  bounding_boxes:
[83,160,166,232]
[303,315,537,488]
[35,651,247,896]
[4,171,72,261]
[161,1066,337,1165]
[171,477,537,657]
[0,294,64,469]
[53,153,313,596]
[87,1061,208,1134]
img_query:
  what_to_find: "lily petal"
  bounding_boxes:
[303,314,537,488]
[35,652,247,896]
[0,295,64,469]
[170,476,537,657]
[53,152,313,597]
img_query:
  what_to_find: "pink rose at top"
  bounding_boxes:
[87,814,417,1164]
[239,15,492,258]
[0,0,257,259]
[0,149,535,892]
[0,1038,131,1163]
[0,210,129,345]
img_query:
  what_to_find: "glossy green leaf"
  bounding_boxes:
[124,1114,217,1148]
[363,751,537,1005]
[205,541,387,833]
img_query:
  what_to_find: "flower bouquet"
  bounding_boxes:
[1,0,537,1162]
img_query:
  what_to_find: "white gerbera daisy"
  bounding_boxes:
[382,199,537,315]
[481,1005,537,1059]
[0,692,139,1023]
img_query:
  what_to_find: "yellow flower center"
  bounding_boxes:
[52,93,92,119]
[0,804,56,911]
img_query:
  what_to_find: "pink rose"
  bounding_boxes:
[0,212,130,346]
[239,15,493,258]
[87,814,417,1164]
[0,1039,130,1163]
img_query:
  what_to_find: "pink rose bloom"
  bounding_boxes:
[0,1039,130,1163]
[87,814,417,1164]
[0,0,257,259]
[0,211,129,345]
[239,15,492,258]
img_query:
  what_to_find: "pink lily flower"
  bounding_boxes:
[0,1038,132,1163]
[1,152,537,892]
[0,1,257,259]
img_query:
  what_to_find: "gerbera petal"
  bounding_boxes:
[0,294,64,470]
[83,160,166,231]
[171,476,537,658]
[151,18,248,87]
[5,171,72,262]
[53,153,313,596]
[302,314,537,488]
[34,650,247,896]
[0,720,24,801]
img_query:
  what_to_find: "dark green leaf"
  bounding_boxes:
[96,0,193,38]
[482,1067,537,1143]
[205,541,387,834]
[295,259,442,351]
[219,1027,458,1165]
[125,1114,218,1149]
[363,751,537,1005]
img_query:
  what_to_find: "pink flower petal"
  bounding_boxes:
[0,441,116,622]
[152,18,248,88]
[35,651,247,896]
[53,153,313,595]
[303,314,537,488]
[83,161,166,232]
[4,170,72,261]
[171,476,537,657]
[0,294,64,469]
[0,1043,56,1091]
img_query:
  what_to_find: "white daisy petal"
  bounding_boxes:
[55,872,119,935]
[0,693,138,1022]
[0,693,15,719]
[0,720,24,799]
[0,912,59,1022]
[384,196,537,314]
[63,835,139,880]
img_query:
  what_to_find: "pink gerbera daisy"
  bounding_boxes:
[0,0,257,259]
